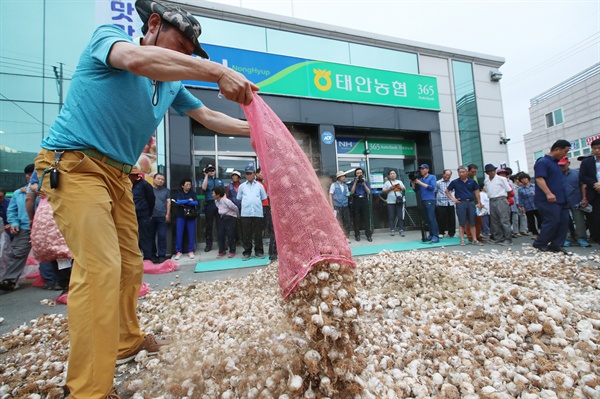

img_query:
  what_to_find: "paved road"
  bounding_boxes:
[1,231,598,336]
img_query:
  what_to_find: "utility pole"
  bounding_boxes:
[516,160,521,172]
[53,62,64,112]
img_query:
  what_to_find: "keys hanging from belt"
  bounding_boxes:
[40,151,64,190]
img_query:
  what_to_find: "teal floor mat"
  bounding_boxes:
[194,237,461,273]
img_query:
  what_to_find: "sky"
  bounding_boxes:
[201,0,600,172]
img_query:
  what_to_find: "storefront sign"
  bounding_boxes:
[585,134,600,146]
[336,138,364,154]
[367,139,415,156]
[185,44,440,111]
[336,138,415,156]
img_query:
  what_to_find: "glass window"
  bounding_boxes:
[195,18,267,52]
[545,112,554,128]
[573,150,581,156]
[583,147,591,155]
[192,124,216,152]
[554,108,564,125]
[452,61,483,170]
[266,29,350,63]
[534,150,544,161]
[216,135,253,153]
[349,43,418,74]
[545,108,564,128]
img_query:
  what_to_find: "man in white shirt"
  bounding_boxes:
[484,163,513,245]
[237,165,268,260]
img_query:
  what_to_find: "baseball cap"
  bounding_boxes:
[204,164,215,171]
[497,168,508,175]
[135,0,210,59]
[419,164,429,169]
[231,171,241,178]
[245,165,255,173]
[558,156,569,165]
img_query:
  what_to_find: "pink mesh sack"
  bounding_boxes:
[31,197,72,262]
[242,95,356,298]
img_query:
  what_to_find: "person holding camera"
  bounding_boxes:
[351,168,372,242]
[411,164,440,243]
[382,169,406,237]
[200,164,223,253]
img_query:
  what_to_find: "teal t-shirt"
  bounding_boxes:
[42,24,203,165]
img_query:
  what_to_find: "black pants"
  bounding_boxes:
[242,217,264,256]
[589,196,600,243]
[262,205,272,237]
[217,215,237,254]
[204,200,218,246]
[137,216,153,259]
[353,196,371,238]
[435,205,455,236]
[334,205,351,236]
[525,209,542,235]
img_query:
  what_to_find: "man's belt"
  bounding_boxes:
[81,149,133,174]
[355,195,366,198]
[458,198,473,202]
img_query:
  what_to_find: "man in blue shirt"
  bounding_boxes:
[237,165,268,260]
[32,1,259,397]
[350,168,372,242]
[0,164,34,292]
[445,166,483,246]
[200,164,223,252]
[411,164,440,243]
[559,157,590,247]
[533,139,571,254]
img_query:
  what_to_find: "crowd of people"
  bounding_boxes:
[407,138,600,253]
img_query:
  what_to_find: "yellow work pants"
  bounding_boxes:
[36,149,144,398]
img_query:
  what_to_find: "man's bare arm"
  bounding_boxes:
[185,107,250,136]
[108,42,258,105]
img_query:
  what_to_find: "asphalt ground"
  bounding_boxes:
[1,230,598,336]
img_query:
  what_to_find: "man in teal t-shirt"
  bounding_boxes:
[34,1,258,398]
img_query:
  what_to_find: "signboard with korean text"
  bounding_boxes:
[185,44,440,111]
[96,0,143,38]
[585,134,600,146]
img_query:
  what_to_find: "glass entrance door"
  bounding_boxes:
[337,157,371,234]
[214,156,257,185]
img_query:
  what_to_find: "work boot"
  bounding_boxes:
[116,334,161,365]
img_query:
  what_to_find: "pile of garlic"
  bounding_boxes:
[1,249,598,399]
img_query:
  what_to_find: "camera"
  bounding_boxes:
[357,175,365,183]
[407,171,419,181]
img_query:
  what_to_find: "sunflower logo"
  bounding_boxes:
[313,69,332,91]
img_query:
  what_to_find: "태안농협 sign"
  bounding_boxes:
[184,44,440,111]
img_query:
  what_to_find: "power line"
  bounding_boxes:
[0,93,52,127]
[0,72,72,81]
[503,32,600,88]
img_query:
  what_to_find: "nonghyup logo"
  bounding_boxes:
[313,69,332,91]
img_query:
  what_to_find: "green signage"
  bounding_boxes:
[257,61,440,110]
[367,139,416,156]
